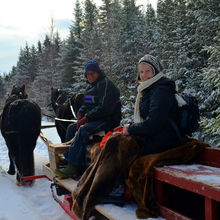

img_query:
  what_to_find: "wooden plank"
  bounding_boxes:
[42,164,55,180]
[154,165,220,201]
[55,178,78,193]
[158,204,192,220]
[205,197,217,220]
[48,143,69,154]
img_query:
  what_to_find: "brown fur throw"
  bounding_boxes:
[126,138,211,218]
[72,133,141,220]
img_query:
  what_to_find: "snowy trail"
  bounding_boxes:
[0,121,72,220]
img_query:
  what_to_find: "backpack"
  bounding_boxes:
[178,94,200,136]
[171,94,200,142]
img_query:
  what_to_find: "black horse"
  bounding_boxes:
[0,85,41,185]
[50,88,84,142]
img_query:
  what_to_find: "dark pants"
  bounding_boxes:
[65,123,77,142]
[64,120,113,166]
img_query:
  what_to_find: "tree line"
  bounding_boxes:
[0,0,219,147]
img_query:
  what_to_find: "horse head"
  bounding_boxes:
[50,87,69,113]
[6,84,28,104]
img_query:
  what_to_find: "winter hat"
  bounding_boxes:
[84,60,101,77]
[138,54,164,76]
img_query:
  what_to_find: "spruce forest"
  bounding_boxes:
[0,0,219,147]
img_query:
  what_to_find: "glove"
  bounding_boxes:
[77,112,83,120]
[123,124,130,136]
[77,116,88,129]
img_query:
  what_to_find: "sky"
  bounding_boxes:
[0,0,157,75]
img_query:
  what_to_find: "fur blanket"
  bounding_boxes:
[126,138,211,218]
[72,134,210,219]
[72,133,141,220]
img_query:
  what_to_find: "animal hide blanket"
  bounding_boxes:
[72,133,141,220]
[72,133,210,219]
[126,138,211,218]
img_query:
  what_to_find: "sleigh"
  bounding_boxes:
[38,129,141,220]
[30,125,220,220]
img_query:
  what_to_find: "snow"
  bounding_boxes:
[0,119,163,220]
[167,164,220,186]
[0,120,72,220]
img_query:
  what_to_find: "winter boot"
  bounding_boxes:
[54,163,79,179]
[58,156,68,166]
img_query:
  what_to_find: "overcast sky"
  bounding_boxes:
[0,0,157,74]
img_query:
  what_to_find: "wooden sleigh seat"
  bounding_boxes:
[40,130,105,171]
[154,147,220,220]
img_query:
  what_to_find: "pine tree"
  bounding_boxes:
[59,30,82,90]
[98,0,123,77]
[80,0,101,62]
[199,30,220,147]
[15,43,32,86]
[144,3,158,56]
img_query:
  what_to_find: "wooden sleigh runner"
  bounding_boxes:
[37,127,220,220]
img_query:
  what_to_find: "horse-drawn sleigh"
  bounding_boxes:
[1,85,220,220]
[37,124,220,220]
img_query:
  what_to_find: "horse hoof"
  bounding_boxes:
[16,180,34,186]
[7,169,15,175]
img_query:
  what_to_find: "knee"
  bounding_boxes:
[78,125,89,137]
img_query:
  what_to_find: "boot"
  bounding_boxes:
[54,163,79,179]
[58,156,68,166]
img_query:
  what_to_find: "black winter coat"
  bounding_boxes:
[79,75,121,129]
[128,77,180,155]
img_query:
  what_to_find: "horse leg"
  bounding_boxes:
[16,136,35,186]
[7,152,15,175]
[5,137,16,175]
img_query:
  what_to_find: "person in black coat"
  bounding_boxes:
[123,54,181,155]
[54,60,121,178]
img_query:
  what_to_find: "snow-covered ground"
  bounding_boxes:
[0,120,72,220]
[0,120,164,220]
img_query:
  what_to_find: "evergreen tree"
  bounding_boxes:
[60,0,85,92]
[98,0,123,76]
[199,31,220,147]
[72,0,83,40]
[80,0,101,62]
[59,30,82,90]
[116,0,145,124]
[144,4,158,56]
[15,43,32,86]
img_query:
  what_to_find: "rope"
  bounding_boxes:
[54,118,77,123]
[69,99,77,119]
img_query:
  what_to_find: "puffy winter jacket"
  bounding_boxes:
[128,77,180,155]
[79,75,121,127]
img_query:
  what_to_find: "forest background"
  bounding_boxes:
[0,0,219,147]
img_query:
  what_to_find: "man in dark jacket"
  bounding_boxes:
[54,60,121,178]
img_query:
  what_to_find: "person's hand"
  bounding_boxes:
[77,112,83,120]
[77,116,88,129]
[123,124,130,136]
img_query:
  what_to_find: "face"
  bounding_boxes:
[138,63,154,82]
[86,71,99,84]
